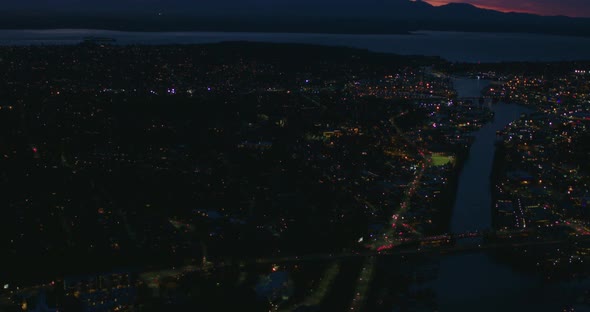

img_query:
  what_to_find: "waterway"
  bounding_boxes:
[430,78,590,311]
[449,78,530,233]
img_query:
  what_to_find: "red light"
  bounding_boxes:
[32,147,38,153]
[377,244,394,252]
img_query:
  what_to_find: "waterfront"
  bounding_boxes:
[2,29,590,62]
[431,78,590,312]
[450,78,532,233]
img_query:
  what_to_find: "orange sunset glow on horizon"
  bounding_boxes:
[421,0,590,17]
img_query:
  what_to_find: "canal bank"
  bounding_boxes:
[449,78,531,233]
[429,78,590,311]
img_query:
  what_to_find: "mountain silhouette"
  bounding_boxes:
[1,0,590,36]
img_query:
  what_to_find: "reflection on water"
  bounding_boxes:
[450,79,531,233]
[432,78,590,312]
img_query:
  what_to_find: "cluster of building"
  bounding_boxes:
[490,68,590,272]
[5,42,589,310]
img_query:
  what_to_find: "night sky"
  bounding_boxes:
[3,0,590,18]
[424,0,590,17]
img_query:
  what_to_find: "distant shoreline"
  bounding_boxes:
[2,27,590,38]
[0,16,590,38]
[2,30,590,63]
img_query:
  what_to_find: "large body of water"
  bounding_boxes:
[2,29,590,62]
[430,78,590,312]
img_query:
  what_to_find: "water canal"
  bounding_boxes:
[430,78,589,312]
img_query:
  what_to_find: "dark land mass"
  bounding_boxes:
[0,42,443,284]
